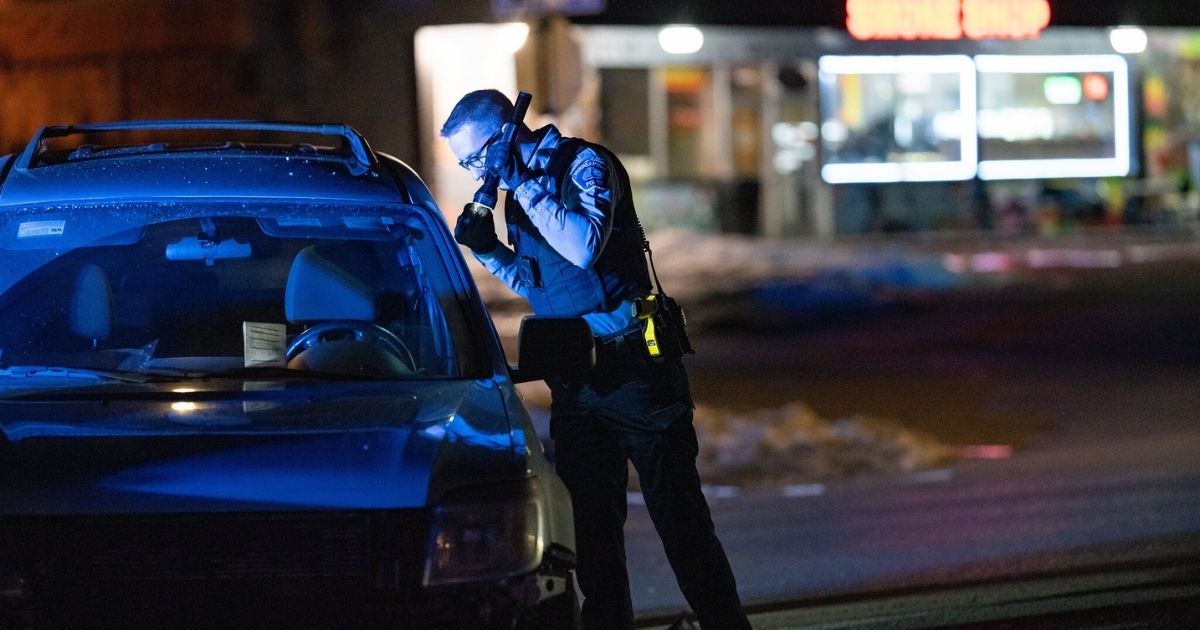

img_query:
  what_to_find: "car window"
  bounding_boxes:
[0,203,488,387]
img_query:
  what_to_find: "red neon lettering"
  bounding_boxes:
[847,0,890,40]
[924,0,964,39]
[962,0,1050,40]
[849,0,1051,41]
[847,0,962,40]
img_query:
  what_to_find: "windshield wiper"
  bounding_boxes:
[207,366,384,381]
[0,365,395,386]
[0,366,178,384]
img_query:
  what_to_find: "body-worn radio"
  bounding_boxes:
[632,293,694,360]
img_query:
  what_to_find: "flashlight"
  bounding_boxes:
[469,90,533,217]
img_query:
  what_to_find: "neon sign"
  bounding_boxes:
[847,0,1051,41]
[962,0,1051,39]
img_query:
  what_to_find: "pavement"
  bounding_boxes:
[474,223,1200,626]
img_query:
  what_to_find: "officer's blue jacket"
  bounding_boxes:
[474,124,652,336]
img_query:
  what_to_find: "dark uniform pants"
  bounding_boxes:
[550,338,751,630]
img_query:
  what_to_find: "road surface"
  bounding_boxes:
[626,259,1200,624]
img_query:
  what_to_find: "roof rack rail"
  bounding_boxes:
[13,119,378,176]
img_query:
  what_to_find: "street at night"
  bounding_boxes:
[6,0,1200,628]
[627,247,1200,626]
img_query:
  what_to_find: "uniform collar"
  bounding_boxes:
[524,124,562,173]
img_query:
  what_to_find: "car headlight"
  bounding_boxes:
[423,480,545,586]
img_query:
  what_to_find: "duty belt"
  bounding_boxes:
[595,323,643,348]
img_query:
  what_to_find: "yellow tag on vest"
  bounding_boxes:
[641,295,661,357]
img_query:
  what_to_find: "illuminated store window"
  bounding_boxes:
[665,67,715,179]
[975,54,1131,180]
[818,55,977,183]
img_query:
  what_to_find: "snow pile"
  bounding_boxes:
[519,385,954,490]
[687,402,953,488]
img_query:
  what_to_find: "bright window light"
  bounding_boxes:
[1043,75,1082,105]
[820,120,848,144]
[975,54,1131,180]
[1109,26,1148,55]
[498,22,530,54]
[817,55,977,184]
[978,108,1054,141]
[658,25,704,55]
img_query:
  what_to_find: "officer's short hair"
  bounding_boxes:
[441,89,513,137]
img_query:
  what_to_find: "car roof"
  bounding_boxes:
[0,120,419,209]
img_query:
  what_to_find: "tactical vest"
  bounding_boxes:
[504,137,652,317]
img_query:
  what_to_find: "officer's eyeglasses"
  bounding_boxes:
[457,130,502,170]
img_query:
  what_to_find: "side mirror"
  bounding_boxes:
[510,316,595,384]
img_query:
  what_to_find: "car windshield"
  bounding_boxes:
[0,202,487,390]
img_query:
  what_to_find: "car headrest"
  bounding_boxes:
[285,245,376,323]
[70,263,114,343]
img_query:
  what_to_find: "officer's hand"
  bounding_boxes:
[454,205,498,255]
[498,151,530,191]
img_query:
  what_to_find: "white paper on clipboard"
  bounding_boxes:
[243,321,287,367]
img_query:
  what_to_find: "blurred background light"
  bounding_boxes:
[1082,73,1110,100]
[499,22,531,54]
[1109,26,1148,54]
[658,25,704,54]
[1043,75,1083,104]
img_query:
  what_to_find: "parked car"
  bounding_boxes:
[0,120,592,630]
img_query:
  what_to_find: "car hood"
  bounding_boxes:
[0,379,528,514]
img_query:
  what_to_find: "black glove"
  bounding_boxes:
[454,205,498,255]
[498,150,530,191]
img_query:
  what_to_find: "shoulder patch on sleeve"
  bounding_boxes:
[568,149,610,191]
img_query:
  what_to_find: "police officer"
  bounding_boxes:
[443,89,751,630]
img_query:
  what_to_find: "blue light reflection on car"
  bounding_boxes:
[92,410,521,508]
[0,121,582,627]
[99,429,433,508]
[420,413,517,451]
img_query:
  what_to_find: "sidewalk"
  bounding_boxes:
[644,225,1200,313]
[477,224,1200,338]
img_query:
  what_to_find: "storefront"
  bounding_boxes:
[416,11,1200,237]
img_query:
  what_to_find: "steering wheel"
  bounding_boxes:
[286,320,415,372]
